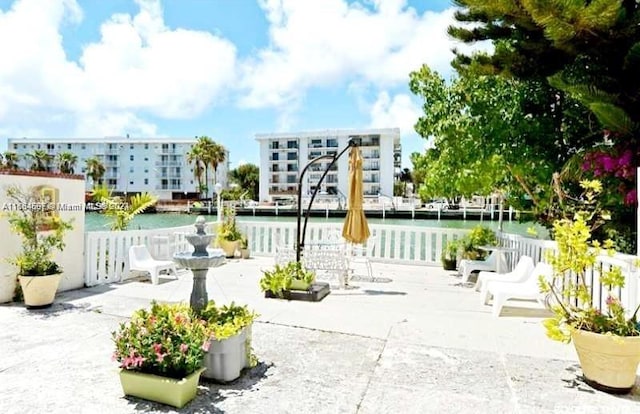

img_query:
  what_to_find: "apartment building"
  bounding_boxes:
[255,128,401,203]
[6,137,229,200]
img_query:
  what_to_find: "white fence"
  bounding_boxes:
[497,232,639,316]
[84,221,639,315]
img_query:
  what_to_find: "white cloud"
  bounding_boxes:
[369,91,421,135]
[0,0,237,136]
[240,0,489,109]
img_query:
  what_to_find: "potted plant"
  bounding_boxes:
[216,207,243,258]
[259,261,316,298]
[199,301,258,382]
[4,185,73,308]
[112,301,208,408]
[239,236,250,259]
[539,181,640,394]
[460,225,497,260]
[441,239,460,270]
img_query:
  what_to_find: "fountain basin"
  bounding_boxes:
[173,250,226,270]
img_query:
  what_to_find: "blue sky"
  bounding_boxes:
[0,0,486,168]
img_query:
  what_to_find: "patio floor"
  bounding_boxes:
[1,256,639,413]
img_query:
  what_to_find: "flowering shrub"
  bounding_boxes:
[539,181,640,342]
[582,146,636,205]
[112,301,208,379]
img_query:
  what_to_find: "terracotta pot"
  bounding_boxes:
[19,273,62,308]
[571,329,640,394]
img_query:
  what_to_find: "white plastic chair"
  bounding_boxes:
[483,262,554,317]
[475,255,534,296]
[459,250,506,283]
[128,245,178,285]
[348,235,377,280]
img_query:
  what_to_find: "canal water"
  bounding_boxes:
[85,212,547,237]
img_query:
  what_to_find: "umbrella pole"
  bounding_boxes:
[296,139,358,262]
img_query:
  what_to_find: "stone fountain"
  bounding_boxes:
[173,216,226,315]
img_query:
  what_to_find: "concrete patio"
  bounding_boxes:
[1,256,639,413]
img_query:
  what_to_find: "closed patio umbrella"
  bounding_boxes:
[342,146,370,244]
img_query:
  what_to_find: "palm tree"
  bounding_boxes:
[3,151,20,170]
[186,144,206,198]
[399,168,413,197]
[85,157,106,188]
[25,149,52,171]
[196,136,215,199]
[56,151,78,174]
[208,142,227,189]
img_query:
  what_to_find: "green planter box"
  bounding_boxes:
[119,367,205,408]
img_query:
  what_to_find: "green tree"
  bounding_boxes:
[25,149,52,172]
[85,157,105,188]
[229,163,259,201]
[186,144,206,198]
[56,151,78,174]
[2,151,19,170]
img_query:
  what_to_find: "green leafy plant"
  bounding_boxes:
[539,180,640,343]
[442,239,460,261]
[239,236,249,250]
[112,301,208,379]
[217,207,243,242]
[259,261,316,297]
[460,226,497,260]
[199,301,258,341]
[3,185,73,276]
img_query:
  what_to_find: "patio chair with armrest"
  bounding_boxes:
[459,250,506,283]
[128,245,179,285]
[348,235,377,281]
[475,255,534,296]
[483,262,554,317]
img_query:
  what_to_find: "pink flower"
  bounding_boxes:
[156,353,165,363]
[152,343,162,354]
[180,343,189,353]
[201,341,210,352]
[625,189,637,205]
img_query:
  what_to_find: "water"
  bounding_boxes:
[85,212,547,237]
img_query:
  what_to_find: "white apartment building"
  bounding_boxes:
[255,128,401,203]
[6,137,229,200]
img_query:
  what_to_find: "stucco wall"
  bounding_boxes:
[0,171,86,303]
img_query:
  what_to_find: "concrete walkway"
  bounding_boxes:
[1,257,639,413]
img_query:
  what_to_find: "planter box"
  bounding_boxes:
[265,282,330,302]
[119,367,205,408]
[203,328,247,382]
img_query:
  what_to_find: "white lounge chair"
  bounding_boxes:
[129,245,178,285]
[459,250,506,283]
[475,255,534,296]
[483,262,554,317]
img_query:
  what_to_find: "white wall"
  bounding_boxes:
[0,172,86,303]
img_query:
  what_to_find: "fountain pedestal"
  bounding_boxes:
[173,216,226,315]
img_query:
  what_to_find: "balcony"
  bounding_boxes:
[155,161,182,167]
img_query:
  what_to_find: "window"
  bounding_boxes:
[144,168,148,173]
[67,143,72,150]
[130,144,134,149]
[271,152,279,161]
[81,144,86,150]
[287,152,296,160]
[287,140,297,149]
[144,143,149,150]
[286,174,297,183]
[129,167,134,173]
[310,139,321,148]
[130,155,134,161]
[327,139,338,147]
[144,157,148,161]
[270,141,279,149]
[287,163,297,172]
[144,178,149,185]
[13,144,17,149]
[129,181,134,185]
